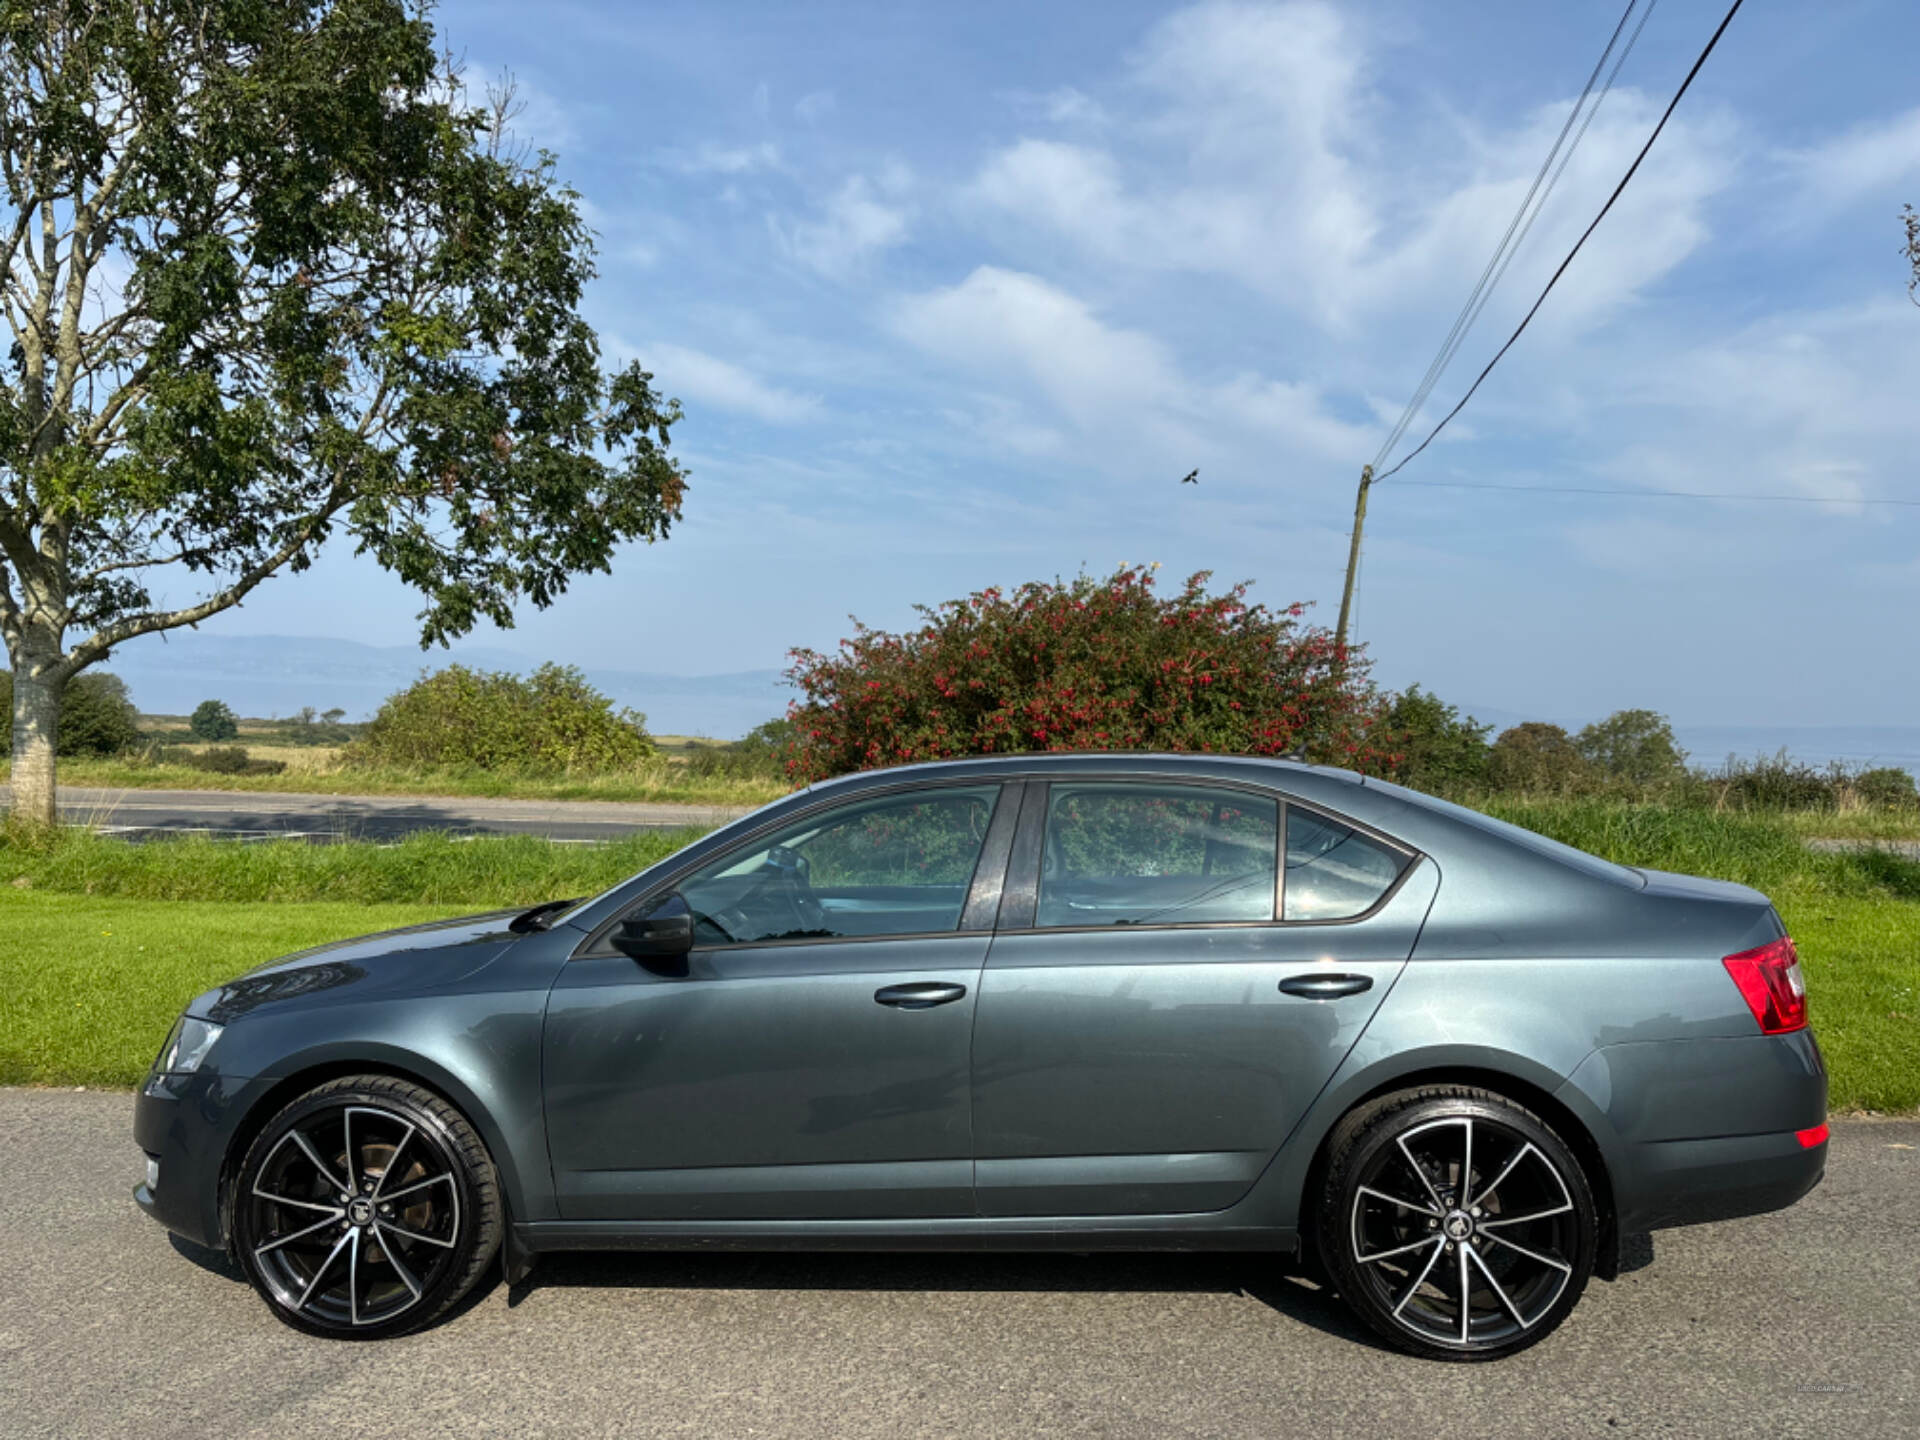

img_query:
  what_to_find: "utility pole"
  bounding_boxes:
[1334,463,1372,656]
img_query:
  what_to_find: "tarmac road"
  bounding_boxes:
[2,1089,1914,1440]
[0,785,756,842]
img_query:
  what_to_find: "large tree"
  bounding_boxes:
[0,0,686,824]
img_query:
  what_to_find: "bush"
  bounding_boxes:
[1383,685,1490,792]
[148,744,287,776]
[1854,767,1919,809]
[1576,709,1686,787]
[0,669,143,756]
[784,566,1395,783]
[188,699,239,742]
[681,717,795,783]
[349,664,652,772]
[1487,722,1590,794]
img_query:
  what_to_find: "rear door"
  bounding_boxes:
[970,779,1438,1217]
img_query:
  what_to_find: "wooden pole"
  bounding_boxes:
[1334,463,1372,655]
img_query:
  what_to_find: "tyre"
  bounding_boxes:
[231,1075,502,1339]
[1316,1085,1596,1361]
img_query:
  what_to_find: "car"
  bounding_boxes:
[132,752,1827,1359]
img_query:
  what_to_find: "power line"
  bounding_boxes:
[1375,0,1746,484]
[1393,480,1920,507]
[1369,0,1645,473]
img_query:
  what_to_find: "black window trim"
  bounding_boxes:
[572,777,1020,958]
[997,773,1423,938]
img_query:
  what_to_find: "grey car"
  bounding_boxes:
[133,754,1826,1360]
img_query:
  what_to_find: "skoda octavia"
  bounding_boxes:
[133,754,1826,1360]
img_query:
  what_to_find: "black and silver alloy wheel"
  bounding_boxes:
[1318,1086,1595,1361]
[232,1076,501,1339]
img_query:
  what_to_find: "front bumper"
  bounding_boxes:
[132,1069,254,1250]
[1560,1027,1828,1233]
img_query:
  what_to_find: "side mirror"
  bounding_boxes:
[611,893,694,973]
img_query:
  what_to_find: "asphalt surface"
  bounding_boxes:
[0,785,755,842]
[2,1091,1913,1440]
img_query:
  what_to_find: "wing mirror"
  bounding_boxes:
[611,893,694,973]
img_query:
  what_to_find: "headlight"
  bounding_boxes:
[154,1015,224,1075]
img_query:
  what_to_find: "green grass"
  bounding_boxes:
[2,754,790,808]
[0,893,469,1086]
[1,800,1914,1109]
[0,826,693,905]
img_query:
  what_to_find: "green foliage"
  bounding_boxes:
[1856,767,1919,809]
[0,0,690,820]
[149,744,284,776]
[786,566,1394,782]
[681,717,797,783]
[1487,722,1591,794]
[0,670,141,755]
[350,664,653,772]
[187,699,239,742]
[1576,709,1686,786]
[1383,685,1490,790]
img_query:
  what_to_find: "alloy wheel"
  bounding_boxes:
[1345,1112,1582,1351]
[244,1101,465,1331]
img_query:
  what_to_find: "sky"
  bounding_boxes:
[196,0,1920,728]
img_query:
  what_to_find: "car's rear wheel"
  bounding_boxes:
[1316,1085,1595,1361]
[232,1075,501,1339]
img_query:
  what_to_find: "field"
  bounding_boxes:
[0,803,1914,1110]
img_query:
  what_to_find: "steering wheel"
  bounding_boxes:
[764,844,828,934]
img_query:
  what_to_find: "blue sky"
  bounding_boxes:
[208,0,1920,727]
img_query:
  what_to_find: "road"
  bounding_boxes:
[0,785,756,842]
[2,1090,1914,1440]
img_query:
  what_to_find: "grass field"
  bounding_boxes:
[1,802,1914,1108]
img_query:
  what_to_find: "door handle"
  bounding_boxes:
[874,981,968,1010]
[1279,973,1374,1000]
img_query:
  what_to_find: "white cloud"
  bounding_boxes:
[635,342,821,424]
[666,141,783,176]
[891,266,1373,467]
[794,89,836,124]
[1784,105,1920,210]
[774,175,910,276]
[962,0,1733,338]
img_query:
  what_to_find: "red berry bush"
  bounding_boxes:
[784,566,1398,783]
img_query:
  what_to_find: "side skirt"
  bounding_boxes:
[518,1217,1300,1255]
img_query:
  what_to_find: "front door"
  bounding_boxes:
[971,780,1438,1217]
[544,782,1010,1221]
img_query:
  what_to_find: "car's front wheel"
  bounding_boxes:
[1316,1085,1596,1361]
[231,1075,501,1339]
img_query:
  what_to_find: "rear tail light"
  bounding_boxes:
[1796,1123,1829,1149]
[1722,936,1807,1035]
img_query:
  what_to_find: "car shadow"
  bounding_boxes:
[498,1249,1391,1352]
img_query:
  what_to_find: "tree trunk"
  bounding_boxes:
[7,656,61,829]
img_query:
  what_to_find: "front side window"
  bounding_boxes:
[675,785,1000,944]
[1284,808,1407,921]
[1036,783,1279,928]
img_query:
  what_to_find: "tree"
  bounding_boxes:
[320,707,347,726]
[1905,204,1920,304]
[0,667,139,754]
[1575,708,1685,788]
[1487,722,1589,794]
[188,697,237,741]
[1382,684,1490,793]
[350,663,650,771]
[0,2,687,824]
[784,566,1396,783]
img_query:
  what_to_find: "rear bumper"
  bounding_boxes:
[1559,1028,1827,1233]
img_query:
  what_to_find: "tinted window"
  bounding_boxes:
[677,786,1000,944]
[1284,808,1406,921]
[1037,784,1279,928]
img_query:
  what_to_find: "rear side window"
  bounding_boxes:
[1037,784,1279,927]
[1284,808,1407,921]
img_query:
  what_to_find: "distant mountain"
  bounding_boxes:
[83,632,789,740]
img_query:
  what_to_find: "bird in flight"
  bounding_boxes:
[1179,469,1198,485]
